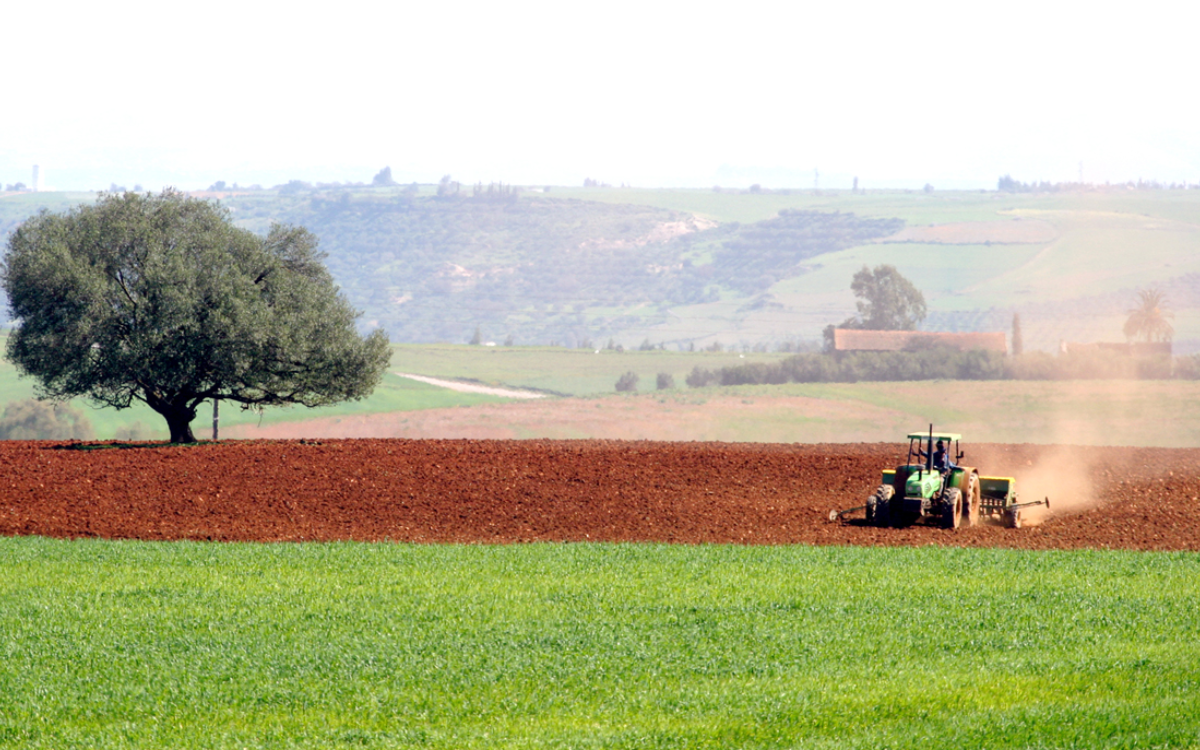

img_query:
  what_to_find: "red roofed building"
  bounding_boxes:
[833,329,1008,353]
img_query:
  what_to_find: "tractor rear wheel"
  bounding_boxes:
[942,488,962,529]
[964,472,980,528]
[867,485,894,527]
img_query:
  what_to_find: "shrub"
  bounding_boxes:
[1173,355,1200,379]
[656,373,675,390]
[0,399,95,440]
[615,372,639,392]
[685,366,718,388]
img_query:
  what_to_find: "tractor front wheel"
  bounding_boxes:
[942,488,963,529]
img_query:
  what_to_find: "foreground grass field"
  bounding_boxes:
[2,538,1197,749]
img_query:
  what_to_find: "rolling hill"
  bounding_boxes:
[3,185,1199,353]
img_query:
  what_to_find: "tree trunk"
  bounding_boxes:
[145,393,198,443]
[165,413,197,444]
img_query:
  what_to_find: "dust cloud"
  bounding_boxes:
[1009,379,1141,523]
[1012,447,1098,524]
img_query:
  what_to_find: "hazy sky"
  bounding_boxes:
[4,0,1197,191]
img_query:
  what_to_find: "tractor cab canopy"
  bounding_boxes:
[905,430,964,472]
[906,432,961,443]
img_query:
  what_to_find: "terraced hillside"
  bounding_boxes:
[4,187,1199,351]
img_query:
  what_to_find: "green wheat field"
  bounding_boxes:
[2,538,1197,749]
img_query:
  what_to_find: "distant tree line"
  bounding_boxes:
[206,180,261,192]
[998,174,1198,192]
[686,348,1005,386]
[683,347,1196,387]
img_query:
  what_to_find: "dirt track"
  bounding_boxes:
[1,439,1197,551]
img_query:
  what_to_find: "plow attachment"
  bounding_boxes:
[828,504,868,522]
[1006,496,1051,528]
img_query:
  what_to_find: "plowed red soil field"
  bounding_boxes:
[2,439,1198,550]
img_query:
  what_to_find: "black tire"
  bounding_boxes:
[942,487,962,529]
[868,484,894,527]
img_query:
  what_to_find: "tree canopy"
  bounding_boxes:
[371,167,398,187]
[848,264,927,331]
[823,264,927,350]
[1123,288,1173,343]
[2,190,390,442]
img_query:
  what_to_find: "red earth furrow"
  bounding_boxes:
[1,439,1198,550]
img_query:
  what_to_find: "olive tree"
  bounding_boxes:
[823,264,927,351]
[2,190,390,443]
[849,264,927,330]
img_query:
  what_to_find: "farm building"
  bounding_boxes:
[832,329,1008,353]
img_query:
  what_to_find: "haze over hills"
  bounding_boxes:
[3,184,1199,353]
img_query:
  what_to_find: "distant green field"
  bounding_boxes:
[10,341,1200,446]
[0,338,782,440]
[677,379,1200,447]
[390,346,1200,446]
[227,373,1200,448]
[555,186,1200,226]
[2,538,1197,749]
[0,191,95,229]
[391,343,789,396]
[0,342,505,440]
[9,187,1200,233]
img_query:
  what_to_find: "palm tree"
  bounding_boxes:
[1123,288,1174,343]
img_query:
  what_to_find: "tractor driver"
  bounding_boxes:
[921,439,955,474]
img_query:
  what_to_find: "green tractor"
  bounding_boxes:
[862,427,1049,529]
